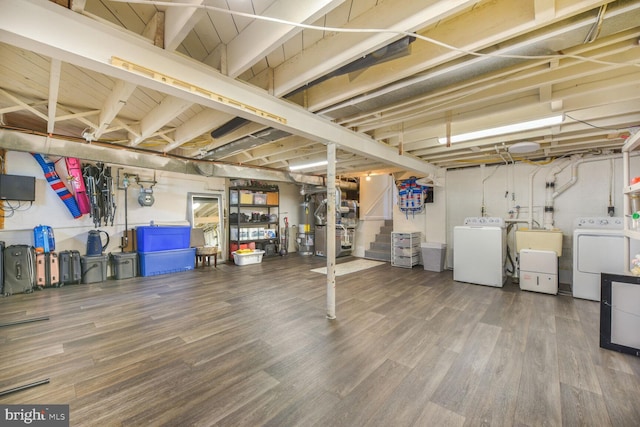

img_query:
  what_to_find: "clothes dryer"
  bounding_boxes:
[572,217,638,301]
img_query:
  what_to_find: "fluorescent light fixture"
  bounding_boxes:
[438,114,564,144]
[289,160,329,171]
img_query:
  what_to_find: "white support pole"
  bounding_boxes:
[326,143,337,320]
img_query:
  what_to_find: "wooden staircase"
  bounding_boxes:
[364,219,393,262]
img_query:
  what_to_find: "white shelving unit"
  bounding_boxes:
[391,231,421,268]
[622,131,640,273]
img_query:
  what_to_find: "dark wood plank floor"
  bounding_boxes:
[2,255,640,426]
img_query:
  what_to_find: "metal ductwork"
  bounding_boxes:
[0,129,328,185]
[206,36,416,154]
[287,35,416,97]
[318,1,640,120]
[210,117,250,139]
[300,179,358,195]
[202,128,291,159]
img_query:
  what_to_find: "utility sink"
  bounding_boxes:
[515,229,563,256]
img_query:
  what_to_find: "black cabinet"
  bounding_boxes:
[229,185,279,256]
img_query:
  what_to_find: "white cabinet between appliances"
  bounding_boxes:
[519,249,558,295]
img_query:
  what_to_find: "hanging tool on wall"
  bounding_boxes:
[104,165,116,226]
[280,216,289,255]
[83,162,116,227]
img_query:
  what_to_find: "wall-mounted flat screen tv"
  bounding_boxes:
[0,174,36,201]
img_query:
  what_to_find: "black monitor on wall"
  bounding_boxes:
[0,174,36,201]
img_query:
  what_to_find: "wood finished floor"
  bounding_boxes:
[1,255,640,426]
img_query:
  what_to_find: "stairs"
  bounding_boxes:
[364,220,393,262]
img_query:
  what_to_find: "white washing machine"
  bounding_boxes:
[572,217,638,301]
[453,217,506,287]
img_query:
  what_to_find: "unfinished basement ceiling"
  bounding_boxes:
[1,0,639,179]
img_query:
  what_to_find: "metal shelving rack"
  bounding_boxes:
[229,185,279,257]
[622,131,640,273]
[391,231,421,268]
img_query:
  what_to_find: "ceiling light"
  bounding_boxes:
[508,141,540,154]
[438,114,564,144]
[289,160,329,171]
[365,173,372,181]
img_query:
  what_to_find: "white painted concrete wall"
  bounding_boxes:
[445,154,640,284]
[1,151,304,261]
[5,148,637,285]
[1,151,224,257]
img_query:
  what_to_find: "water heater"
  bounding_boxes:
[297,196,316,255]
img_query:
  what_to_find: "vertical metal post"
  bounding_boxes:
[623,149,630,272]
[326,143,337,319]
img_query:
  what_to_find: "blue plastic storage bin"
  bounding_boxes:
[136,226,191,252]
[139,248,195,277]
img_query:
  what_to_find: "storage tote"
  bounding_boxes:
[139,248,195,277]
[232,250,265,265]
[81,254,109,284]
[136,226,191,252]
[111,252,138,280]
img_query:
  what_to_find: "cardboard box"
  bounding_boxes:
[240,191,253,204]
[266,192,278,205]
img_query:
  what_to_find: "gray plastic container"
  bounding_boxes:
[111,252,138,280]
[81,254,109,284]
